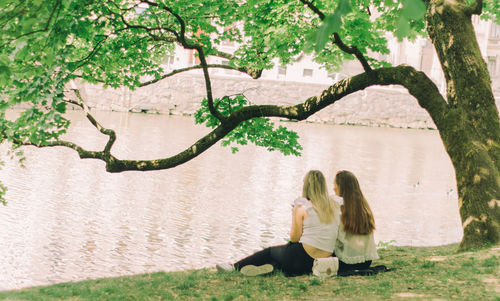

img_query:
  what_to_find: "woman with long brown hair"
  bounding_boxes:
[334,170,379,273]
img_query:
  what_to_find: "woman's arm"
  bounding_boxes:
[290,205,306,242]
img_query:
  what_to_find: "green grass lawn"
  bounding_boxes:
[1,244,499,300]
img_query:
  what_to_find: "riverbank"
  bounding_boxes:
[72,73,500,130]
[1,244,498,300]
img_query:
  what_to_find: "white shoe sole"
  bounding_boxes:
[216,264,234,272]
[240,264,273,276]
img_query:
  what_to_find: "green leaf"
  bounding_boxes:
[0,65,11,86]
[0,181,7,206]
[0,101,9,110]
[0,64,11,75]
[55,102,66,113]
[326,13,342,34]
[402,0,426,20]
[394,16,411,40]
[315,14,341,52]
[21,18,35,32]
[337,0,352,15]
[44,52,56,65]
[194,95,302,156]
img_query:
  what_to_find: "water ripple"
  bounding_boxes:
[0,112,460,290]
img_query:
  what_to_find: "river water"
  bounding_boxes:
[0,111,462,290]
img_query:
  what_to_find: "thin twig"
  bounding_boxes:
[69,83,116,154]
[139,64,258,87]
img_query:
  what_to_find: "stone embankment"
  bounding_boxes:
[77,73,500,130]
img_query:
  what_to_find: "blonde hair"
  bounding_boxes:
[302,170,335,224]
[335,170,375,235]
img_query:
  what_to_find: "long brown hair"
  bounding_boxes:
[335,170,375,235]
[302,170,335,224]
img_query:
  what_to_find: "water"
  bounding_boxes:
[0,111,462,290]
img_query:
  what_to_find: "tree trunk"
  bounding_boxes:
[441,112,500,250]
[426,0,500,250]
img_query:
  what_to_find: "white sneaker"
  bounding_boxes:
[216,263,234,272]
[240,264,273,276]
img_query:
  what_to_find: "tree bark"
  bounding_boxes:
[426,0,500,250]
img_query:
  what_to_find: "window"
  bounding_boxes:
[328,72,348,82]
[188,50,200,65]
[487,56,497,76]
[303,68,313,77]
[221,26,236,46]
[278,66,287,76]
[165,56,175,66]
[490,23,500,39]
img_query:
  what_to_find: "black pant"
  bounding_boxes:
[331,252,371,273]
[338,259,372,272]
[234,242,314,276]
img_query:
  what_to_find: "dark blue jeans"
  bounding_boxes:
[234,242,314,276]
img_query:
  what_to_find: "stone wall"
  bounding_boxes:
[78,73,500,130]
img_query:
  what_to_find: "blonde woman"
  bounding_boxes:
[334,170,379,273]
[217,170,341,276]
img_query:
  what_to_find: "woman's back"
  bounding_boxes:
[335,223,379,264]
[298,198,340,254]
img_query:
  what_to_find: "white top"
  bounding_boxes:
[296,197,340,253]
[335,224,379,264]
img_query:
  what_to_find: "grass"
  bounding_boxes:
[1,244,499,300]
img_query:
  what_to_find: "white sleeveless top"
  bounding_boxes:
[296,197,340,253]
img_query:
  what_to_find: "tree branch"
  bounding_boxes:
[19,139,107,160]
[0,0,61,48]
[139,64,259,87]
[209,48,263,79]
[26,66,447,172]
[70,35,109,66]
[118,13,177,41]
[75,62,259,87]
[465,0,483,15]
[332,33,372,73]
[166,39,262,79]
[299,0,372,73]
[197,49,227,121]
[300,0,326,19]
[0,0,27,27]
[68,83,116,155]
[141,0,226,123]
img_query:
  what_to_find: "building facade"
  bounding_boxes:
[161,18,500,96]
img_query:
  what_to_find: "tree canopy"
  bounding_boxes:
[1,0,499,250]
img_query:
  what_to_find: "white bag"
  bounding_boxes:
[312,257,339,278]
